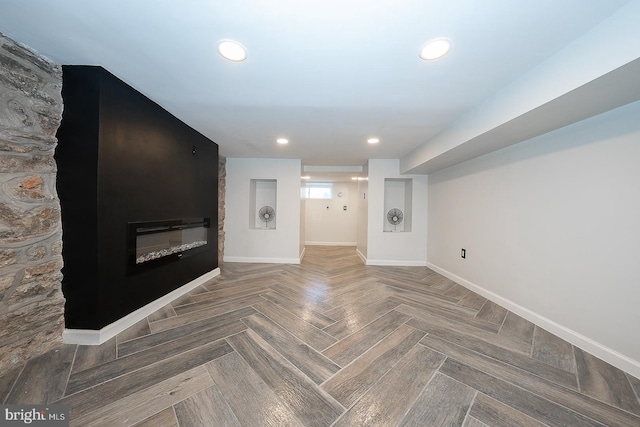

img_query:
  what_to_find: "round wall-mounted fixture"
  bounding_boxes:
[217,40,247,62]
[419,39,451,60]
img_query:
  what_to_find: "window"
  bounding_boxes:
[303,182,333,199]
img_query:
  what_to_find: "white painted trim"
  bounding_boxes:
[427,262,640,379]
[366,259,427,266]
[62,268,220,345]
[356,248,367,264]
[223,256,300,264]
[304,241,357,246]
[299,247,306,262]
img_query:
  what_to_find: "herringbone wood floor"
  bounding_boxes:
[2,246,640,426]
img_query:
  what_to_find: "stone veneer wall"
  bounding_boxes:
[218,155,226,264]
[0,34,64,371]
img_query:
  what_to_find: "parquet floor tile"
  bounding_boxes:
[2,246,639,426]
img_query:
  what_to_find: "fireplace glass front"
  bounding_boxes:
[128,218,210,274]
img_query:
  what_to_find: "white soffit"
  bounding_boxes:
[401,1,640,174]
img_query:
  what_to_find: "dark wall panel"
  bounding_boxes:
[57,66,218,329]
[55,67,101,328]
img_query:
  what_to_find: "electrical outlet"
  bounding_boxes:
[461,248,466,259]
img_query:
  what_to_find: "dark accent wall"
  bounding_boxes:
[55,66,218,330]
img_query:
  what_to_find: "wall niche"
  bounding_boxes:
[250,179,277,229]
[56,66,219,331]
[383,178,412,232]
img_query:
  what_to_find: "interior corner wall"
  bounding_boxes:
[356,163,369,261]
[304,181,358,246]
[224,158,301,263]
[299,177,306,257]
[427,99,640,377]
[366,159,427,265]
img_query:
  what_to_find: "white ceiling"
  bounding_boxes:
[1,0,638,177]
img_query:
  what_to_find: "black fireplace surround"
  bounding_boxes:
[56,66,218,330]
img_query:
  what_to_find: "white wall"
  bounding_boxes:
[300,181,306,258]
[427,100,640,377]
[304,181,358,245]
[356,164,369,261]
[224,158,302,263]
[366,159,427,265]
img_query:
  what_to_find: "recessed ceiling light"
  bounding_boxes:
[420,39,451,60]
[367,138,379,144]
[217,40,247,62]
[276,138,289,144]
[301,176,311,180]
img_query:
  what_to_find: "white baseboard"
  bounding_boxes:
[62,268,220,345]
[304,241,357,246]
[366,259,427,266]
[427,262,640,379]
[299,247,306,262]
[223,256,300,264]
[356,248,367,264]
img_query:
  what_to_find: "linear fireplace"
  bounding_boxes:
[128,218,211,274]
